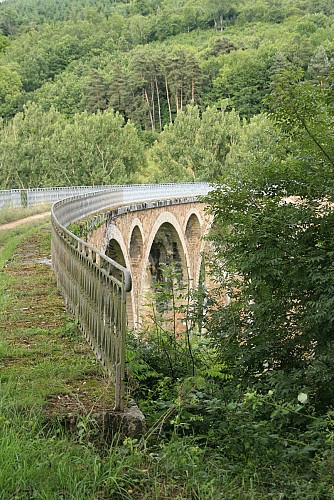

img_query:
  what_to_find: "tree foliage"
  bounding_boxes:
[0,0,332,124]
[0,0,332,187]
[149,104,241,181]
[0,103,145,188]
[206,74,334,410]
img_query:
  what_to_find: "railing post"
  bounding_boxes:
[115,286,126,411]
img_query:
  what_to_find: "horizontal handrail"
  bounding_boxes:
[0,182,211,209]
[0,185,114,209]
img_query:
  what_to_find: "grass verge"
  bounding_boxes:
[0,222,116,416]
[0,204,50,225]
[1,221,332,499]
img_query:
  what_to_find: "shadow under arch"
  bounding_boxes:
[185,212,201,243]
[185,212,203,286]
[129,225,144,263]
[105,237,135,328]
[129,224,144,330]
[105,238,126,267]
[141,221,189,325]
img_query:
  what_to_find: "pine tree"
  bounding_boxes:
[308,45,331,85]
[84,69,109,113]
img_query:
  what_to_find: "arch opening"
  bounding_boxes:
[185,213,201,243]
[129,225,144,330]
[105,238,126,268]
[142,223,188,319]
[185,213,202,288]
[105,237,134,327]
[129,225,143,263]
[148,223,184,286]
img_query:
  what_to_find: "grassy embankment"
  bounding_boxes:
[0,220,222,499]
[2,216,331,499]
[0,220,119,497]
[0,205,50,226]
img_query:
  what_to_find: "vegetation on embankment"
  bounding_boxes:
[0,221,117,410]
[0,220,334,498]
[0,204,50,226]
[0,223,118,497]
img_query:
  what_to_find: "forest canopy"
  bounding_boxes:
[0,0,332,187]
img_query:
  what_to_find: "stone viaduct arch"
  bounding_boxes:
[85,199,210,329]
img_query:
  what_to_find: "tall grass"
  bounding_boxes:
[0,204,50,225]
[0,398,101,498]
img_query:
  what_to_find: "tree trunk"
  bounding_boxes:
[144,88,154,131]
[165,74,173,123]
[175,90,179,114]
[155,77,162,131]
[150,79,155,131]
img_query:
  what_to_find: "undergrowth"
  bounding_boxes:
[123,263,334,498]
[1,224,333,499]
[124,330,334,498]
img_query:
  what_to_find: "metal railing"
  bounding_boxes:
[51,183,210,410]
[0,185,114,209]
[0,183,212,209]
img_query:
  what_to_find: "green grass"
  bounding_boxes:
[0,221,50,269]
[0,221,333,498]
[0,204,50,225]
[0,222,116,414]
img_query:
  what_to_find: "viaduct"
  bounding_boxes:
[84,196,210,330]
[50,183,211,410]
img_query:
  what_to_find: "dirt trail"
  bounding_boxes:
[0,211,50,230]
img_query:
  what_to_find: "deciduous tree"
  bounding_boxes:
[206,74,334,409]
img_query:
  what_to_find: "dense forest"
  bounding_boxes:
[0,0,333,187]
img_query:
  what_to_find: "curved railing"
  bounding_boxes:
[0,185,114,209]
[51,183,210,410]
